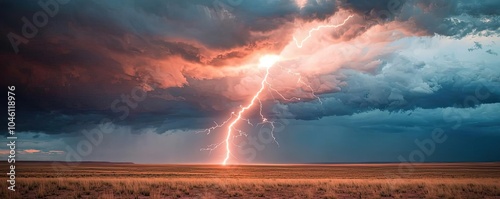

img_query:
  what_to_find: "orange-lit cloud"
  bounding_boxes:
[2,0,498,136]
[24,149,41,154]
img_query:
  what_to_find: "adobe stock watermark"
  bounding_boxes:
[384,83,492,187]
[51,86,147,176]
[7,0,70,54]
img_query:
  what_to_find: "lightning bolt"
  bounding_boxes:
[222,66,273,165]
[200,15,353,165]
[293,15,354,48]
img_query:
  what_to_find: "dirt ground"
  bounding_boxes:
[2,162,500,198]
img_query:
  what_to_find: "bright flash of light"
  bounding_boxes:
[259,55,281,68]
[293,15,354,48]
[200,15,354,165]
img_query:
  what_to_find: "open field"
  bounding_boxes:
[2,162,500,198]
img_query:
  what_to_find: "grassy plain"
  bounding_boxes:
[2,162,500,198]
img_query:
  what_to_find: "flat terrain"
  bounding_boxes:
[2,162,500,198]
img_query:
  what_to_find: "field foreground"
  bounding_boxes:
[2,162,500,198]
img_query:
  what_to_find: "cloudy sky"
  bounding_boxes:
[1,0,499,164]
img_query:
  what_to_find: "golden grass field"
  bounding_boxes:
[2,162,500,198]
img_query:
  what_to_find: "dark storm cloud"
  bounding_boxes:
[340,0,397,14]
[1,0,499,136]
[285,52,500,120]
[456,0,500,16]
[398,0,499,37]
[338,0,499,38]
[486,49,498,56]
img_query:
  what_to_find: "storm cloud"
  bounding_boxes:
[0,0,499,163]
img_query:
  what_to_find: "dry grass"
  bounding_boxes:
[2,162,500,198]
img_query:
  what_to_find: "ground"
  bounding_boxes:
[2,162,500,198]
